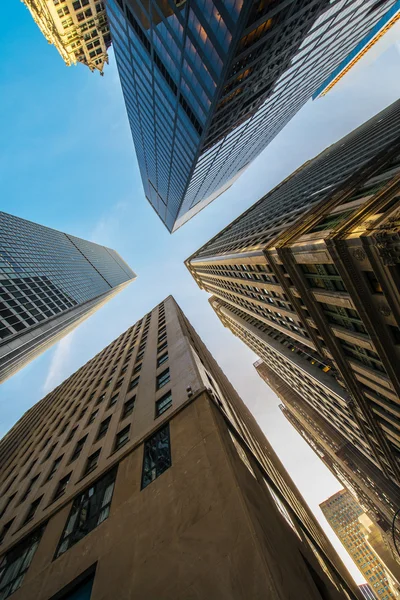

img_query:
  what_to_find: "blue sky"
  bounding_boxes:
[2,0,400,582]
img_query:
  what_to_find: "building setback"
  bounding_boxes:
[320,490,400,599]
[21,0,112,73]
[359,584,378,600]
[186,99,400,543]
[0,297,361,600]
[104,0,399,232]
[0,211,136,382]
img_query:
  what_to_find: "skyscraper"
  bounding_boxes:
[321,490,400,599]
[21,0,112,73]
[359,584,378,600]
[105,0,399,231]
[254,359,400,569]
[186,100,400,535]
[0,211,135,382]
[0,297,361,600]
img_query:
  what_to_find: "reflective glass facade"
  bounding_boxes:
[0,212,136,382]
[106,0,398,231]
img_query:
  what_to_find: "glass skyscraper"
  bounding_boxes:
[0,212,136,382]
[105,0,399,232]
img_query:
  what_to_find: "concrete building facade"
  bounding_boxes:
[0,297,361,600]
[321,490,400,599]
[105,0,399,231]
[0,211,135,383]
[21,0,112,73]
[186,100,400,544]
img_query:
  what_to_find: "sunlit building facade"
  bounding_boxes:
[186,99,400,535]
[321,490,400,599]
[0,211,135,382]
[105,0,399,231]
[21,0,112,72]
[0,297,360,600]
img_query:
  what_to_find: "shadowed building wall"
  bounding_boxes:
[0,297,360,599]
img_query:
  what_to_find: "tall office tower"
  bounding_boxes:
[253,359,400,568]
[314,2,400,98]
[359,584,378,600]
[21,0,112,73]
[320,490,400,599]
[186,100,400,530]
[0,297,361,600]
[0,212,135,383]
[105,0,399,232]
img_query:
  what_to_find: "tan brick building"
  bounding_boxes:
[0,297,360,599]
[321,490,400,599]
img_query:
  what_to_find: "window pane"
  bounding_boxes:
[0,526,45,598]
[55,468,117,558]
[156,391,172,416]
[141,424,171,489]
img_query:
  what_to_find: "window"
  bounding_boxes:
[114,425,130,451]
[104,378,112,389]
[121,397,135,419]
[155,391,172,417]
[156,368,170,389]
[22,496,43,526]
[87,409,98,425]
[136,350,144,361]
[157,332,167,344]
[128,376,139,391]
[365,271,383,294]
[55,468,116,558]
[157,352,168,367]
[20,474,40,503]
[0,526,44,598]
[96,393,106,406]
[133,363,142,374]
[54,473,71,500]
[47,456,63,481]
[96,416,111,440]
[83,450,101,476]
[108,394,118,407]
[0,520,13,545]
[141,425,171,489]
[70,436,87,462]
[65,426,77,444]
[389,325,400,345]
[157,340,167,353]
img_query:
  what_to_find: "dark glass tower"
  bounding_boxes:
[0,212,136,382]
[105,0,399,231]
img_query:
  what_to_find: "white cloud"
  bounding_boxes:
[43,332,76,394]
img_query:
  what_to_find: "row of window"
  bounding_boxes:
[0,425,172,599]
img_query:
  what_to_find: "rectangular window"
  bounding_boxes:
[121,397,135,419]
[83,450,101,476]
[54,473,71,500]
[156,368,170,389]
[157,352,168,367]
[128,376,139,391]
[47,456,63,481]
[96,393,106,406]
[155,391,172,417]
[157,340,167,353]
[87,409,98,425]
[136,350,144,361]
[133,363,142,374]
[108,394,118,407]
[55,468,116,558]
[157,332,167,344]
[141,424,171,489]
[365,271,383,294]
[65,426,77,444]
[96,416,111,440]
[70,436,87,462]
[22,496,43,526]
[0,526,44,598]
[0,520,13,545]
[114,425,130,451]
